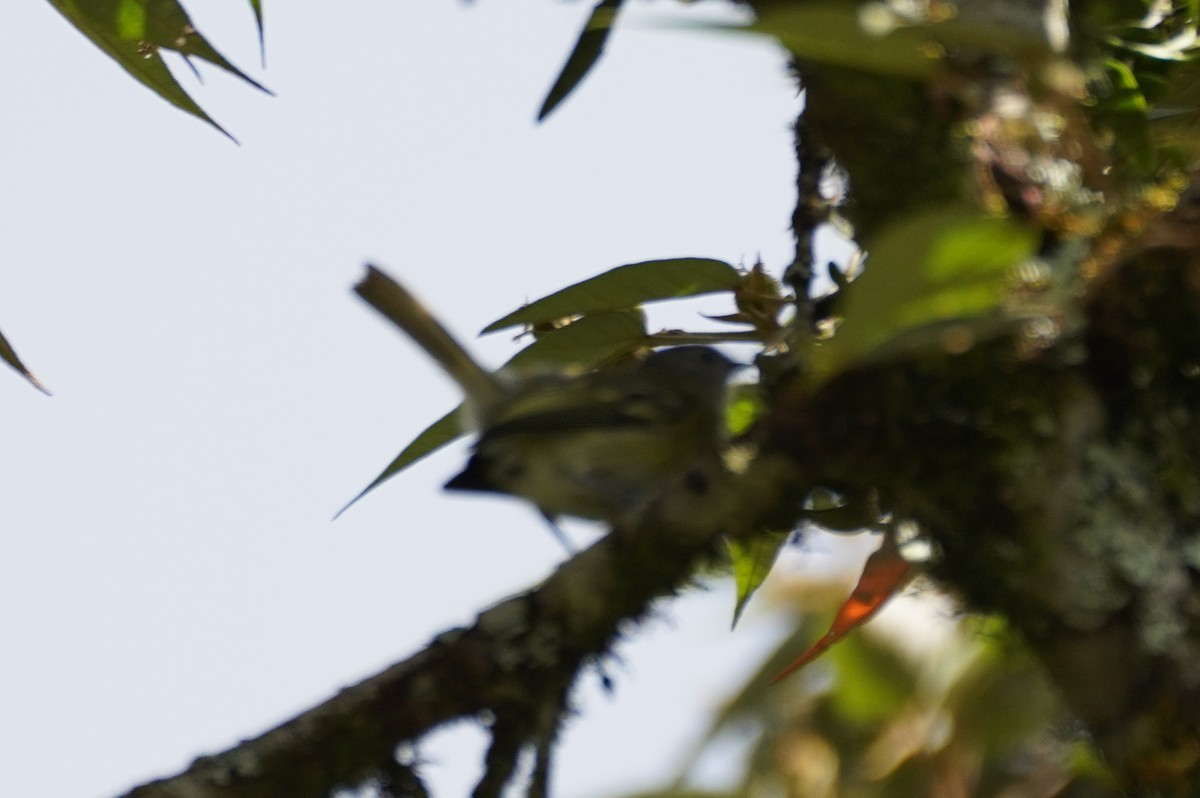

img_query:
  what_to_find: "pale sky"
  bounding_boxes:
[0,4,872,796]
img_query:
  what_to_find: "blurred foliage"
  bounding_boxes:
[248,0,263,58]
[1087,0,1200,178]
[738,3,946,79]
[801,205,1042,385]
[618,571,1116,798]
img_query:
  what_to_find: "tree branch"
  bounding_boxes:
[115,458,767,798]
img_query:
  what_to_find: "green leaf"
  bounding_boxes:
[727,530,790,629]
[741,3,941,79]
[505,308,648,369]
[810,204,1039,381]
[1103,58,1149,113]
[826,630,920,723]
[0,326,50,394]
[339,309,647,516]
[538,0,624,121]
[701,3,1055,80]
[482,258,740,334]
[335,407,464,519]
[725,382,766,437]
[46,0,268,138]
[947,629,1058,751]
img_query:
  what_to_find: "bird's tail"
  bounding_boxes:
[354,265,502,407]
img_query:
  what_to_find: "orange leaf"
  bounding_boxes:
[772,539,914,683]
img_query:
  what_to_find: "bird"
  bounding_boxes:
[444,344,738,522]
[354,265,738,538]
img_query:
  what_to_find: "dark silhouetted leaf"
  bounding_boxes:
[0,326,49,394]
[482,258,739,334]
[248,0,264,61]
[538,0,624,121]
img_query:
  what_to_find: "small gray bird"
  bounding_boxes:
[445,345,738,522]
[354,266,738,534]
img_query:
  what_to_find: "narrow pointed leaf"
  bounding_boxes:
[772,539,913,682]
[728,530,790,629]
[171,26,270,93]
[46,0,267,137]
[48,0,227,135]
[248,0,264,61]
[118,0,269,91]
[0,326,50,394]
[127,0,266,90]
[335,407,464,518]
[482,258,739,334]
[538,0,624,121]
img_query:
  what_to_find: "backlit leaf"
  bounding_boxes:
[772,538,913,682]
[728,530,791,629]
[725,382,766,437]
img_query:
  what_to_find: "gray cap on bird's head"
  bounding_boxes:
[634,345,740,402]
[638,345,739,378]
